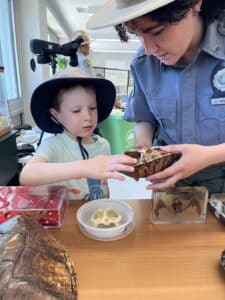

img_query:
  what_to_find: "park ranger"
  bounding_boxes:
[87,0,225,194]
[72,30,94,76]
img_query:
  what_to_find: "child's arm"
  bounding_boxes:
[20,154,137,186]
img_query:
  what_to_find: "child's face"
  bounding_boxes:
[50,85,98,139]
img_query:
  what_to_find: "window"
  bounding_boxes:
[0,0,20,101]
[105,68,129,95]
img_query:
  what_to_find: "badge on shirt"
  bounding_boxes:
[211,62,225,105]
[83,59,91,68]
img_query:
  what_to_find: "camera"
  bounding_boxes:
[30,36,84,72]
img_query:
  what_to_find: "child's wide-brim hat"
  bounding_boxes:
[87,0,175,29]
[31,67,116,133]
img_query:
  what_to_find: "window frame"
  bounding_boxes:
[0,0,21,103]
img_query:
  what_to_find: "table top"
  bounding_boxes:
[51,200,225,300]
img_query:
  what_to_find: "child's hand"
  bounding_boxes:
[86,154,137,180]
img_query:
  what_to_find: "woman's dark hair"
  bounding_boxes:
[115,0,225,42]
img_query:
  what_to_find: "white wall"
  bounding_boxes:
[90,52,134,70]
[13,0,49,126]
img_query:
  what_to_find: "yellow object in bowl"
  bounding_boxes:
[91,208,122,228]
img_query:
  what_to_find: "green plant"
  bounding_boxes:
[57,56,68,70]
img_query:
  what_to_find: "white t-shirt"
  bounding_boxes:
[36,132,111,200]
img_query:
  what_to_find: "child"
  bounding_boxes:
[20,68,137,200]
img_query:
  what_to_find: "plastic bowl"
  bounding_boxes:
[76,199,134,239]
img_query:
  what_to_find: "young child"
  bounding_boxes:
[20,68,137,200]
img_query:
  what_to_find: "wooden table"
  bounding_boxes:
[51,200,225,300]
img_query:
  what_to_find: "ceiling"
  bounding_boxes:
[46,0,140,53]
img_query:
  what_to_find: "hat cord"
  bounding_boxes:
[49,112,89,160]
[77,136,89,160]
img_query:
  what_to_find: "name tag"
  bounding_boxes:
[211,98,225,105]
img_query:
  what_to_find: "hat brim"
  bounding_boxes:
[87,0,175,29]
[31,77,116,133]
[80,39,94,46]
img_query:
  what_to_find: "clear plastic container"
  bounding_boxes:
[0,185,68,228]
[150,186,208,224]
[208,193,225,224]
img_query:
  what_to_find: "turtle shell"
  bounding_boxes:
[123,147,181,180]
[0,214,77,300]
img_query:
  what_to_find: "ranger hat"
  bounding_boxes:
[87,0,175,29]
[72,30,93,46]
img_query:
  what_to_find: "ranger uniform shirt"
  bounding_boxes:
[124,15,225,146]
[77,51,95,76]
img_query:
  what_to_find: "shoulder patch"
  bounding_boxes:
[83,59,91,68]
[211,61,225,103]
[213,68,225,92]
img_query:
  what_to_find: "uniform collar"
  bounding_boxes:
[159,60,185,72]
[160,18,225,72]
[201,18,225,60]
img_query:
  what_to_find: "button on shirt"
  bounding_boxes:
[124,17,225,146]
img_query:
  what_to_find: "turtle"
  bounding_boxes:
[122,147,181,180]
[0,214,77,300]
